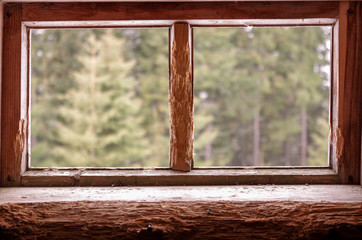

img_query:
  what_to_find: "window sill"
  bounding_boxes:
[0,185,361,204]
[20,168,338,186]
[1,185,361,239]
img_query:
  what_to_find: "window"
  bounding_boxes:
[1,1,361,186]
[193,26,331,167]
[30,28,170,168]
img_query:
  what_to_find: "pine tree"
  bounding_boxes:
[31,26,330,168]
[121,29,170,167]
[194,26,330,167]
[31,29,88,167]
[53,29,149,167]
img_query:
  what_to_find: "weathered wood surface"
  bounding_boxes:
[0,1,3,188]
[21,2,339,21]
[1,0,341,2]
[1,4,26,187]
[169,23,193,171]
[1,185,362,204]
[336,2,362,184]
[330,18,339,178]
[20,169,338,186]
[0,201,361,240]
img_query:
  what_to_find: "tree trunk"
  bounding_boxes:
[204,124,212,162]
[253,110,260,166]
[284,141,290,166]
[301,107,307,166]
[230,133,243,166]
[89,46,97,158]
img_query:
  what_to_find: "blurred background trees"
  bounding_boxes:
[31,26,330,167]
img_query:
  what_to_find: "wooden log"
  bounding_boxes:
[336,2,362,184]
[0,201,361,239]
[169,23,193,171]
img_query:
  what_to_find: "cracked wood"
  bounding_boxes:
[169,23,193,171]
[0,201,361,240]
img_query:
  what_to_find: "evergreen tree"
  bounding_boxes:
[194,26,330,166]
[30,26,330,168]
[120,29,170,167]
[31,29,89,167]
[52,29,149,167]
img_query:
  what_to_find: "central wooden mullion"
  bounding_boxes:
[169,23,193,171]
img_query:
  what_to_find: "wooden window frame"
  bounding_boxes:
[1,1,361,187]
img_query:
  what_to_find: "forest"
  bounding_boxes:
[30,26,330,167]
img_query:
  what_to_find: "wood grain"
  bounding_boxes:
[20,169,337,186]
[169,23,193,171]
[0,2,3,186]
[330,19,339,175]
[21,2,339,22]
[1,0,343,2]
[2,185,362,204]
[0,201,361,239]
[1,4,25,187]
[21,18,337,29]
[337,2,362,184]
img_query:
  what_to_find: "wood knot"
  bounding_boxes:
[147,224,153,232]
[347,8,354,16]
[138,224,163,240]
[5,11,11,18]
[7,175,15,182]
[348,175,354,184]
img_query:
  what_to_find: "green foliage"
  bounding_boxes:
[31,29,168,167]
[31,26,330,167]
[31,29,89,166]
[194,27,330,166]
[122,29,170,167]
[53,30,150,167]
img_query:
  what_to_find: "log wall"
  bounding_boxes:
[0,201,361,240]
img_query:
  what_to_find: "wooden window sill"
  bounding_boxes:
[20,168,338,186]
[1,185,361,204]
[1,185,361,239]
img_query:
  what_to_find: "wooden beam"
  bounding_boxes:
[169,23,193,171]
[1,4,27,186]
[21,2,339,22]
[1,0,343,2]
[0,1,3,186]
[337,2,362,184]
[0,200,361,239]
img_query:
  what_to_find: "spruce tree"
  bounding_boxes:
[53,29,148,167]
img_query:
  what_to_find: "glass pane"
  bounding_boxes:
[30,28,169,167]
[194,26,331,167]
